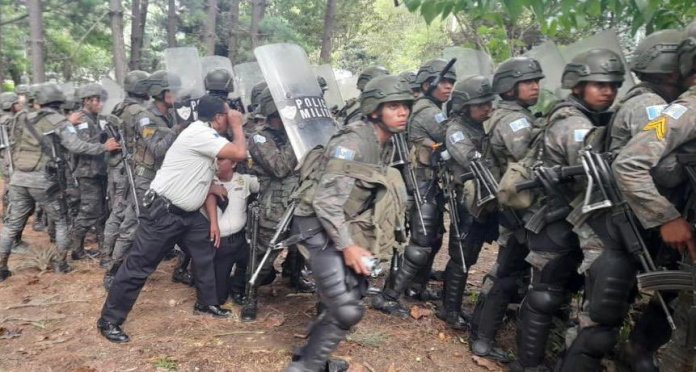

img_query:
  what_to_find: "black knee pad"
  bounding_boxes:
[576,326,619,357]
[587,250,637,326]
[526,286,565,314]
[409,201,441,247]
[403,244,430,267]
[332,300,365,330]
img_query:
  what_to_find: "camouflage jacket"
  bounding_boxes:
[132,102,177,177]
[408,96,447,173]
[484,100,536,173]
[445,113,491,178]
[71,110,107,178]
[608,83,669,154]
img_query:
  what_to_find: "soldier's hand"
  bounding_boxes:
[209,184,227,200]
[103,138,122,152]
[210,223,221,248]
[68,111,84,125]
[660,217,696,263]
[343,245,373,276]
[227,109,243,127]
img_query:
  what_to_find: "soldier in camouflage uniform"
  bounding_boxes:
[286,74,410,372]
[243,81,267,139]
[336,66,390,125]
[100,70,150,270]
[105,71,181,289]
[372,59,455,320]
[512,49,626,371]
[1,92,22,218]
[68,83,110,260]
[611,36,696,372]
[439,76,503,339]
[0,83,120,282]
[398,71,419,97]
[14,84,29,109]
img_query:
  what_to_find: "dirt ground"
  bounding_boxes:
[0,213,515,372]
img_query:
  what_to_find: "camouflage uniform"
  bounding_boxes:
[0,106,107,277]
[1,109,15,217]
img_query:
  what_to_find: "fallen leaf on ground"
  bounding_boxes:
[410,306,432,320]
[0,327,22,339]
[472,355,499,371]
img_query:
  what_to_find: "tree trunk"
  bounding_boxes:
[167,0,177,47]
[0,5,4,86]
[250,0,267,49]
[27,0,45,83]
[319,0,337,63]
[129,0,149,70]
[227,0,240,63]
[202,0,218,55]
[109,0,127,84]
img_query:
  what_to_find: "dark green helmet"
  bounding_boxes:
[250,81,268,107]
[398,71,418,91]
[1,92,19,110]
[562,49,625,89]
[415,59,456,86]
[492,57,544,94]
[78,83,105,100]
[124,70,150,96]
[360,75,414,115]
[146,70,181,98]
[28,84,42,101]
[357,66,390,91]
[257,87,278,118]
[15,84,30,95]
[36,82,66,105]
[677,37,696,78]
[631,29,683,74]
[204,68,234,92]
[450,75,496,113]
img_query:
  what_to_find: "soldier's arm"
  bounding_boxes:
[497,114,533,161]
[613,106,696,229]
[445,125,476,169]
[560,117,593,167]
[420,107,448,144]
[610,95,666,153]
[248,134,297,179]
[56,121,106,156]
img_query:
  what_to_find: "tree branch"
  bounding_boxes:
[0,13,28,26]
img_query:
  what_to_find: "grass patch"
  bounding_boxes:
[347,330,389,348]
[153,356,178,371]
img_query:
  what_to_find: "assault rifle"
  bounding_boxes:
[103,122,139,216]
[0,124,13,175]
[459,151,499,208]
[391,132,426,235]
[436,149,467,274]
[241,199,261,322]
[44,131,77,224]
[425,58,456,97]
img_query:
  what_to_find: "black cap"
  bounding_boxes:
[197,94,226,122]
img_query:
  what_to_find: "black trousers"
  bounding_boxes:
[101,197,218,325]
[214,230,248,304]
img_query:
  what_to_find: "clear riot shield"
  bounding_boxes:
[524,41,566,113]
[233,62,265,110]
[201,55,234,77]
[254,43,338,164]
[334,69,360,102]
[100,78,125,116]
[313,64,344,111]
[164,47,205,100]
[443,47,495,79]
[559,29,635,97]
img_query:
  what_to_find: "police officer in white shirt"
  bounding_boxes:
[206,158,259,305]
[97,95,247,343]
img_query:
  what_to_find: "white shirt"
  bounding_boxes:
[150,121,229,211]
[217,173,260,236]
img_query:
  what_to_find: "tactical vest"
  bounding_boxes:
[409,97,442,170]
[133,107,171,173]
[114,100,147,156]
[13,110,63,172]
[484,100,537,173]
[445,114,490,178]
[72,112,106,178]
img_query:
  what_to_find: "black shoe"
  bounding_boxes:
[97,318,130,343]
[172,268,194,287]
[193,303,230,318]
[51,261,73,274]
[406,287,441,301]
[436,309,470,331]
[619,342,659,372]
[290,276,316,293]
[241,298,258,322]
[327,358,350,372]
[470,337,514,363]
[371,293,409,318]
[430,270,445,282]
[99,257,112,269]
[229,290,245,306]
[71,249,99,261]
[0,268,11,283]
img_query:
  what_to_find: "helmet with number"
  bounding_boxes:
[450,75,496,113]
[360,75,414,115]
[677,37,696,77]
[631,29,683,74]
[399,71,418,91]
[146,70,181,98]
[415,59,456,87]
[36,82,67,105]
[562,48,625,89]
[357,66,390,91]
[124,70,150,96]
[492,57,544,94]
[78,83,105,100]
[204,68,234,92]
[1,92,19,111]
[15,84,30,95]
[257,87,278,118]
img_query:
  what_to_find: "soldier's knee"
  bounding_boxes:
[526,286,564,314]
[587,250,636,326]
[577,326,619,356]
[403,244,429,266]
[332,300,365,330]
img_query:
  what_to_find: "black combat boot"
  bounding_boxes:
[241,297,258,322]
[97,318,130,343]
[438,259,469,330]
[371,292,409,318]
[470,337,514,363]
[0,253,11,283]
[286,316,348,372]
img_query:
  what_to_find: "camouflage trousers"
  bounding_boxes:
[108,175,150,269]
[69,176,106,253]
[102,166,130,258]
[0,185,70,261]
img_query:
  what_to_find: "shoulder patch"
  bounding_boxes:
[448,131,466,144]
[663,104,687,120]
[253,134,267,144]
[642,117,667,140]
[435,112,447,124]
[333,146,355,160]
[645,105,666,121]
[509,117,531,132]
[142,126,156,138]
[139,117,151,127]
[76,123,89,130]
[64,125,76,134]
[573,129,590,142]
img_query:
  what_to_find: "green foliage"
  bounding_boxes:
[153,356,178,371]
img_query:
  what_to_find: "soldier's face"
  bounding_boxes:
[516,79,540,106]
[467,101,493,123]
[432,79,454,102]
[11,102,22,113]
[375,101,410,132]
[85,97,103,114]
[578,81,618,111]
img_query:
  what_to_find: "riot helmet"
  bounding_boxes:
[0,92,19,111]
[257,87,278,118]
[146,70,181,99]
[561,48,625,89]
[360,75,414,115]
[204,68,235,93]
[415,59,456,87]
[631,29,683,75]
[357,66,390,91]
[492,57,544,94]
[449,75,496,113]
[35,82,67,106]
[677,37,696,78]
[124,70,150,96]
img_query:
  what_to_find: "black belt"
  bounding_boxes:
[221,230,246,241]
[145,190,197,216]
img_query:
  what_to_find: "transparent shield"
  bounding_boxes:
[443,47,495,80]
[233,62,265,109]
[335,69,360,102]
[254,43,338,164]
[313,64,344,111]
[100,77,125,116]
[164,47,205,100]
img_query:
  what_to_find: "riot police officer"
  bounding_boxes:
[286,74,410,372]
[336,65,390,125]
